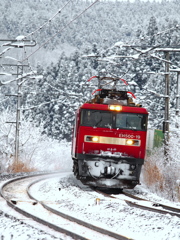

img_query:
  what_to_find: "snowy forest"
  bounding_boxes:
[0,0,180,201]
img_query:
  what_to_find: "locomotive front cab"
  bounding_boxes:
[72,103,148,189]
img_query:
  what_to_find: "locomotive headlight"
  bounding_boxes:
[126,139,134,145]
[109,105,122,111]
[92,136,99,142]
[126,139,140,146]
[85,136,99,143]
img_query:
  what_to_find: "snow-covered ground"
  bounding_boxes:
[0,142,180,240]
[1,172,180,240]
[0,173,73,240]
[0,141,73,240]
[31,174,180,240]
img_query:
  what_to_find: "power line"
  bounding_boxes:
[22,0,100,62]
[24,0,73,40]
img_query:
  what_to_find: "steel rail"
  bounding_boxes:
[124,199,180,217]
[123,191,180,213]
[95,188,180,218]
[27,177,133,240]
[0,173,89,240]
[0,173,132,240]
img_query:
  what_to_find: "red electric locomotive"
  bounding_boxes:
[72,77,148,189]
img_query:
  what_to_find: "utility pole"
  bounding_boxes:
[176,71,180,117]
[114,45,180,160]
[170,69,180,128]
[15,64,23,171]
[155,47,180,160]
[163,51,170,157]
[0,38,36,171]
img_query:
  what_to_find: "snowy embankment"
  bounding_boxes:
[142,131,180,202]
[0,137,73,240]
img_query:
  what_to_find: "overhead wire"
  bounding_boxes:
[16,0,100,111]
[24,0,73,40]
[96,22,180,88]
[22,0,100,63]
[96,22,180,101]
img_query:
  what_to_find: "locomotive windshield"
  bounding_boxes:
[81,110,112,128]
[81,109,147,130]
[116,113,147,130]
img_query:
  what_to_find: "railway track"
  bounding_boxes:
[0,172,133,240]
[94,188,180,218]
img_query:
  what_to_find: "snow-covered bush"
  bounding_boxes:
[142,131,180,202]
[0,110,72,173]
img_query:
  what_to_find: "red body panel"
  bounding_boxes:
[72,103,148,160]
[76,127,147,159]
